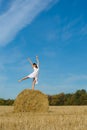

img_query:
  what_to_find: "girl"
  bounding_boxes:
[18,56,39,90]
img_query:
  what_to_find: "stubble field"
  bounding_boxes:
[0,106,87,130]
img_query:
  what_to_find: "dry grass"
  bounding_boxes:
[0,106,87,130]
[14,89,49,112]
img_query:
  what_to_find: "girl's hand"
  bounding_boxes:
[27,57,33,66]
[27,57,30,60]
[36,56,38,58]
[36,56,39,66]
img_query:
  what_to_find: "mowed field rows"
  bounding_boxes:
[0,106,87,130]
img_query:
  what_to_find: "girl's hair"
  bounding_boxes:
[33,63,38,68]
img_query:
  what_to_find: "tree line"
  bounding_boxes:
[48,89,87,105]
[0,98,14,106]
[0,89,87,106]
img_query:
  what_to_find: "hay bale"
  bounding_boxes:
[14,89,49,112]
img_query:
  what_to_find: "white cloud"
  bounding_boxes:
[80,24,87,36]
[0,46,22,67]
[61,74,87,84]
[42,48,56,58]
[52,73,87,93]
[0,74,8,82]
[0,0,59,46]
[0,0,2,4]
[60,18,81,42]
[44,16,84,46]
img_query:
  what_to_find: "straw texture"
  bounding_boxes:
[14,89,49,112]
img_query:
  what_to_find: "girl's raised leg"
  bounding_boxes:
[18,76,29,82]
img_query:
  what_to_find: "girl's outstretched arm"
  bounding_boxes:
[27,57,33,67]
[36,56,39,67]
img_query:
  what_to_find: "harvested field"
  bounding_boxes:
[0,106,87,130]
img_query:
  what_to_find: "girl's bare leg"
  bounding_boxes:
[32,78,36,90]
[18,76,29,82]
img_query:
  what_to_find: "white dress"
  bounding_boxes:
[27,66,39,84]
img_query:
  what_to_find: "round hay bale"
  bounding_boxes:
[14,89,49,112]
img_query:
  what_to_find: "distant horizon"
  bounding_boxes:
[0,88,87,100]
[0,0,87,99]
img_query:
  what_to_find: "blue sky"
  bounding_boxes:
[0,0,87,99]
